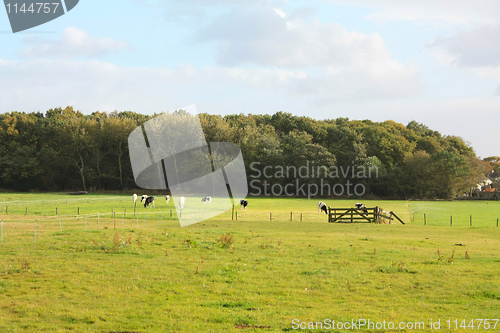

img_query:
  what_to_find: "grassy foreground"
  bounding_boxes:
[0,194,499,332]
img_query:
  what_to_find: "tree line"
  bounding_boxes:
[0,106,492,199]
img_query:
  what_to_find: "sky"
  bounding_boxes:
[0,0,499,158]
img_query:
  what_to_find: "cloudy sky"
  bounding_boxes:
[0,0,499,158]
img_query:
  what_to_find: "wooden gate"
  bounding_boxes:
[328,207,405,224]
[328,207,379,223]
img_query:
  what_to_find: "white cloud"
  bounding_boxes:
[197,7,394,68]
[328,0,500,26]
[273,7,286,18]
[427,25,500,85]
[193,7,423,100]
[430,26,500,68]
[468,66,500,81]
[20,27,132,59]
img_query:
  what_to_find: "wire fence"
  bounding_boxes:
[0,209,186,244]
[231,211,329,223]
[1,196,136,216]
[410,213,500,227]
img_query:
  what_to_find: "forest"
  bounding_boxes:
[0,106,495,199]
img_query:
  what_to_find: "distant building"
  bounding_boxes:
[471,177,498,200]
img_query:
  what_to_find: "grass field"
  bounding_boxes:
[0,193,499,332]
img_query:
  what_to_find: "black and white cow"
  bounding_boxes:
[240,199,248,211]
[202,196,212,205]
[165,195,170,204]
[355,203,368,213]
[141,195,155,208]
[318,201,327,214]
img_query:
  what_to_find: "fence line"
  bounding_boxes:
[412,213,500,227]
[2,196,126,205]
[1,208,498,226]
[1,207,498,245]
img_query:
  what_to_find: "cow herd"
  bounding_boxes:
[133,194,249,211]
[134,195,366,214]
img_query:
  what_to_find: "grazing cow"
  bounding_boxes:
[165,195,170,204]
[202,196,212,205]
[240,199,248,211]
[133,193,138,204]
[179,196,185,209]
[318,201,327,214]
[141,195,152,206]
[355,203,368,213]
[141,195,155,208]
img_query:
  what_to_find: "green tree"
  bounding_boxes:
[431,150,471,199]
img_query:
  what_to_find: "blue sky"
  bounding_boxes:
[1,0,499,158]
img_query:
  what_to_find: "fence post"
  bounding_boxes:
[290,212,292,221]
[114,212,116,230]
[59,215,62,232]
[270,213,272,221]
[300,213,303,222]
[2,198,4,214]
[236,211,238,221]
[78,207,80,215]
[25,207,28,215]
[497,218,499,227]
[170,209,173,218]
[56,207,58,215]
[450,215,453,227]
[470,215,472,227]
[424,214,427,225]
[232,205,234,220]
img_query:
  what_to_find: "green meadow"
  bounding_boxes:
[0,194,499,332]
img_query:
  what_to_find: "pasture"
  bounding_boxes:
[0,193,499,332]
